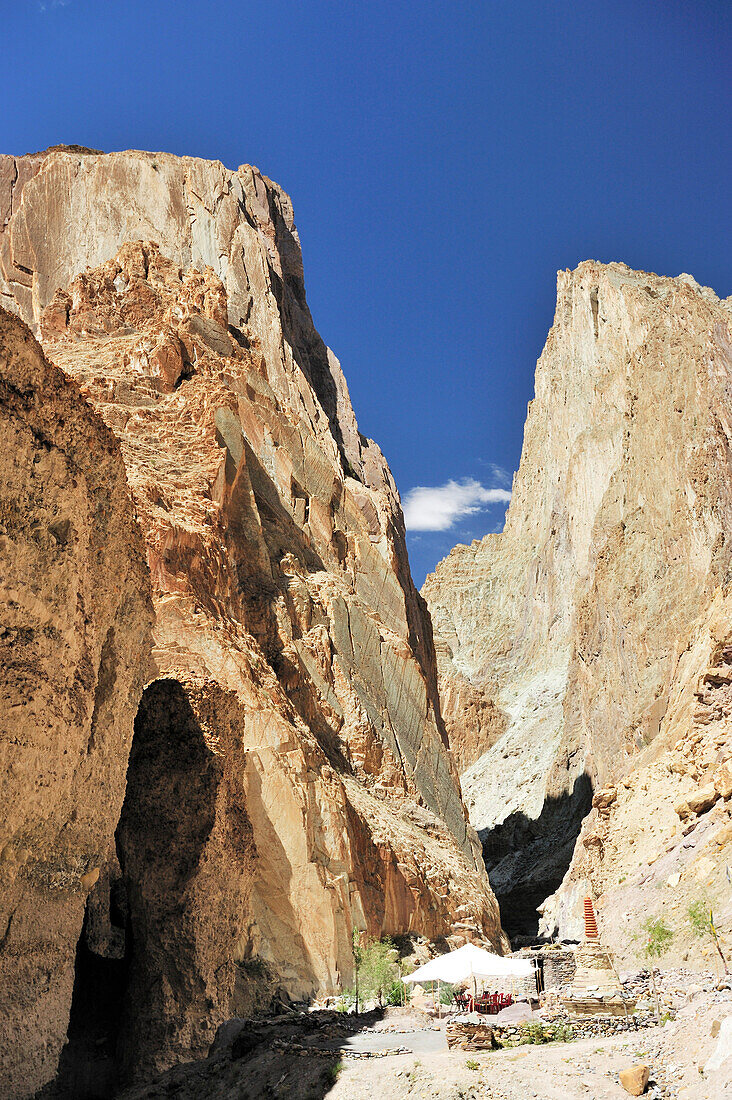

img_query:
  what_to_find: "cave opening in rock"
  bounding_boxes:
[114,677,226,1083]
[42,901,129,1100]
[480,773,593,944]
[44,677,227,1098]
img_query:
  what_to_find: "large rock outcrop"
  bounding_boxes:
[0,308,153,1097]
[0,147,504,1090]
[423,262,732,939]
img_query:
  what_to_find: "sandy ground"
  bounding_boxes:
[325,1032,660,1100]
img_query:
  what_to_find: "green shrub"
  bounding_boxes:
[385,979,404,1006]
[324,1060,343,1085]
[440,982,456,1005]
[688,897,728,972]
[334,990,355,1012]
[641,916,674,958]
[466,1058,479,1071]
[520,1022,552,1044]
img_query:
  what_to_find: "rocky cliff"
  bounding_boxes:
[0,308,153,1097]
[0,147,504,1095]
[423,262,732,942]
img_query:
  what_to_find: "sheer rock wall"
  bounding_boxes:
[423,262,732,937]
[0,308,153,1097]
[0,147,504,1088]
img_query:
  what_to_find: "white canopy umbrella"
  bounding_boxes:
[402,943,535,1006]
[403,943,533,985]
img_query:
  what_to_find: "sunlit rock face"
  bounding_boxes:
[0,146,505,1090]
[0,308,153,1098]
[423,262,732,939]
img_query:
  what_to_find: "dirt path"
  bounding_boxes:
[126,995,732,1099]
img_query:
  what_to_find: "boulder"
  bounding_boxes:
[618,1064,650,1095]
[704,1015,732,1074]
[714,763,732,801]
[686,786,719,815]
[674,797,693,820]
[593,787,618,810]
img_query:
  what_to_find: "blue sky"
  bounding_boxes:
[8,1,731,584]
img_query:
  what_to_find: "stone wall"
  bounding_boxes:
[447,1011,658,1052]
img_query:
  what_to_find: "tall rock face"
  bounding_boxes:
[541,586,732,968]
[0,308,153,1098]
[423,262,732,939]
[0,147,504,1091]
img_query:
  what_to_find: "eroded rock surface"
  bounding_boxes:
[541,589,732,967]
[0,308,153,1097]
[423,262,732,938]
[0,147,504,1087]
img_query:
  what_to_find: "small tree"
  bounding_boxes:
[640,916,674,1020]
[688,898,729,974]
[358,938,401,1007]
[352,928,363,1015]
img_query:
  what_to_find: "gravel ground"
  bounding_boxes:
[124,993,732,1100]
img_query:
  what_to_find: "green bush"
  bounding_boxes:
[324,1060,343,1085]
[519,1022,553,1044]
[385,979,404,1006]
[421,980,456,1005]
[516,1021,574,1045]
[641,916,674,959]
[334,990,356,1012]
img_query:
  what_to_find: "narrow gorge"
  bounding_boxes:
[2,145,732,1100]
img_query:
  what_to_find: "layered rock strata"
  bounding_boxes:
[423,262,732,939]
[0,147,504,1089]
[0,308,153,1098]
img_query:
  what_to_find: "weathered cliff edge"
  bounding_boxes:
[0,147,504,1093]
[423,262,732,947]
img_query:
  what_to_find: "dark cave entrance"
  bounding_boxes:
[39,897,130,1100]
[41,677,217,1099]
[480,773,593,944]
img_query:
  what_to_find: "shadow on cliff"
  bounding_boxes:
[479,773,593,943]
[233,440,365,779]
[38,680,253,1098]
[262,200,354,479]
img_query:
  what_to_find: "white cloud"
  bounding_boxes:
[403,478,511,532]
[488,463,512,489]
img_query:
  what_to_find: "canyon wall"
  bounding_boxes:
[423,262,732,941]
[0,309,153,1097]
[0,147,504,1093]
